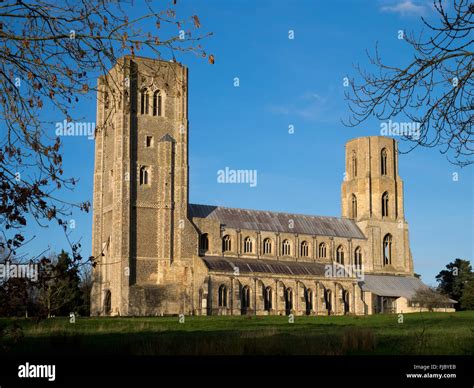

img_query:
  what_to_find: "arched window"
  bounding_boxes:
[222,235,231,252]
[104,91,109,110]
[199,233,209,252]
[319,242,327,258]
[218,285,227,307]
[263,238,272,254]
[244,237,253,253]
[264,286,272,311]
[300,241,309,257]
[139,166,149,185]
[282,239,291,256]
[352,151,357,177]
[342,289,350,314]
[284,287,293,314]
[304,288,313,315]
[336,245,344,265]
[103,289,111,315]
[351,194,357,218]
[124,90,130,110]
[383,234,392,265]
[382,191,389,217]
[354,246,362,268]
[140,88,149,115]
[152,90,163,116]
[241,286,250,313]
[381,148,388,175]
[324,289,332,313]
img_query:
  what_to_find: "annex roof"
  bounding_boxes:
[359,274,427,299]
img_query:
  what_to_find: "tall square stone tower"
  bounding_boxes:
[91,56,198,316]
[341,136,414,275]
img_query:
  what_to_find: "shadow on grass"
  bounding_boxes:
[1,312,473,356]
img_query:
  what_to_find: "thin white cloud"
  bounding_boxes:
[380,0,427,16]
[266,91,339,122]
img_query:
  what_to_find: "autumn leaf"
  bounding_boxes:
[192,15,201,28]
[208,54,215,64]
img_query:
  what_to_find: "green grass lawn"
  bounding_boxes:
[1,311,473,355]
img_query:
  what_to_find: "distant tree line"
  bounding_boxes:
[0,249,91,318]
[435,258,474,310]
[412,258,474,311]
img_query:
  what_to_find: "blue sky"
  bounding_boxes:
[20,0,473,285]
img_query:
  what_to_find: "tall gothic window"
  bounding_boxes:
[241,286,250,310]
[200,233,209,252]
[218,285,227,307]
[383,234,393,265]
[244,237,253,253]
[282,239,291,256]
[264,286,272,311]
[336,245,344,265]
[140,88,149,115]
[381,148,388,175]
[382,191,389,217]
[104,290,112,315]
[222,235,231,252]
[352,151,357,177]
[351,194,358,218]
[139,166,149,185]
[324,289,332,312]
[300,241,309,257]
[263,238,272,254]
[304,288,313,315]
[354,246,362,268]
[104,91,109,110]
[285,287,293,313]
[319,242,327,258]
[153,90,163,116]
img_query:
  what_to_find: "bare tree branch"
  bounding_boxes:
[344,0,473,166]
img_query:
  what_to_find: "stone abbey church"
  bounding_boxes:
[90,56,433,317]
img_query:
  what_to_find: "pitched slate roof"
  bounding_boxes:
[202,256,351,278]
[359,274,427,299]
[189,204,366,239]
